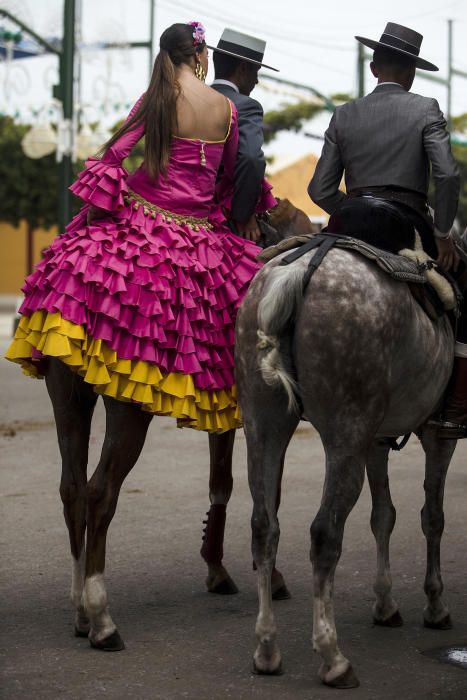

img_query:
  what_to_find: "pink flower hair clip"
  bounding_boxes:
[189,21,206,47]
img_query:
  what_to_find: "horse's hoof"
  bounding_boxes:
[74,626,89,638]
[424,614,453,630]
[89,630,125,651]
[373,610,404,627]
[252,660,283,675]
[207,574,239,595]
[322,665,360,689]
[272,584,292,601]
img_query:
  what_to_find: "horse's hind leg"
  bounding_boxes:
[201,429,239,594]
[366,441,402,627]
[419,425,457,630]
[45,359,97,636]
[310,447,365,688]
[84,397,153,651]
[246,398,299,674]
[203,431,289,599]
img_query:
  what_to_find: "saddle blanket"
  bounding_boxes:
[258,234,457,314]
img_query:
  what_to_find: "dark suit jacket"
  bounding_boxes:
[212,82,266,223]
[308,83,460,234]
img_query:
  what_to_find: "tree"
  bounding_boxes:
[263,101,327,144]
[0,115,83,274]
[0,116,61,230]
[263,93,353,144]
[452,144,467,227]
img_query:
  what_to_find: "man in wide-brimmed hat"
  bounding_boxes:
[209,29,278,241]
[199,30,288,592]
[309,22,466,438]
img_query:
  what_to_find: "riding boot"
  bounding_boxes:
[200,504,226,564]
[436,357,467,439]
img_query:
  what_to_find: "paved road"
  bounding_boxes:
[1,339,466,700]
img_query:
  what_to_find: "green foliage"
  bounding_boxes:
[330,92,353,103]
[452,144,467,227]
[110,118,145,172]
[451,113,467,225]
[263,101,325,144]
[452,112,467,133]
[0,116,57,229]
[262,94,354,145]
[0,115,84,230]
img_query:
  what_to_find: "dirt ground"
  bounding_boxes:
[1,339,466,700]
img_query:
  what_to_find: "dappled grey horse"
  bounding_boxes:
[235,245,458,688]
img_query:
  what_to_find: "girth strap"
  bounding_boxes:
[280,233,340,290]
[378,433,412,451]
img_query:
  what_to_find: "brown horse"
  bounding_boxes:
[200,199,317,597]
[41,199,313,651]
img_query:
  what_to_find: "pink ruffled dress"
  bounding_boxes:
[6,97,268,433]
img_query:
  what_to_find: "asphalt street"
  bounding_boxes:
[1,338,466,700]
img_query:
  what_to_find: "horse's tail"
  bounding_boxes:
[256,263,306,414]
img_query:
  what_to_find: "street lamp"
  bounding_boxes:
[21,121,57,159]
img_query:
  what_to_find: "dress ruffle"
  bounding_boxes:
[69,157,129,211]
[6,311,241,433]
[13,200,260,394]
[8,100,262,433]
[258,178,277,213]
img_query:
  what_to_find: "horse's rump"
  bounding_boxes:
[246,248,454,435]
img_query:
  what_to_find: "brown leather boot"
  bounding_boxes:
[437,357,467,439]
[200,504,226,565]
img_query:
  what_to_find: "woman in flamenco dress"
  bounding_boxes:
[7,21,261,430]
[5,22,276,647]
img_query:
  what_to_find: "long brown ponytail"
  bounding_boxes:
[100,23,205,178]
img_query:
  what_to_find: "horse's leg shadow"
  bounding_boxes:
[45,359,98,637]
[310,443,366,689]
[270,455,292,601]
[367,441,402,627]
[247,393,299,675]
[419,425,457,630]
[201,429,239,594]
[83,396,153,651]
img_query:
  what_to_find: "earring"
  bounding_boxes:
[195,62,206,82]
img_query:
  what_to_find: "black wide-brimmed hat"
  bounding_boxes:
[355,22,438,71]
[208,28,279,72]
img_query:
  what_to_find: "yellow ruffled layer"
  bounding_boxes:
[5,310,242,433]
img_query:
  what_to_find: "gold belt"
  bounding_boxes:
[124,190,213,231]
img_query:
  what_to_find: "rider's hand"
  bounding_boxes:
[436,235,459,273]
[87,205,107,225]
[235,215,261,242]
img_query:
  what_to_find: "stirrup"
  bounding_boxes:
[429,417,467,440]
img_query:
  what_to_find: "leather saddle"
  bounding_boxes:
[259,233,460,322]
[327,196,415,254]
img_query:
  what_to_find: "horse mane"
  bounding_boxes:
[269,198,316,237]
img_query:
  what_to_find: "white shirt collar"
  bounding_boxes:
[376,81,404,88]
[211,79,240,93]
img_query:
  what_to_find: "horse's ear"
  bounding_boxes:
[270,198,293,226]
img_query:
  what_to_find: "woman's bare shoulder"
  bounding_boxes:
[199,81,230,106]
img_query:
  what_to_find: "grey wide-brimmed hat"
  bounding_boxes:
[355,22,438,71]
[208,28,279,72]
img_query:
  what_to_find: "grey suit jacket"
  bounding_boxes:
[212,82,266,223]
[308,84,460,233]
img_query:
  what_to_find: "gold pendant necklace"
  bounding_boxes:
[200,141,206,166]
